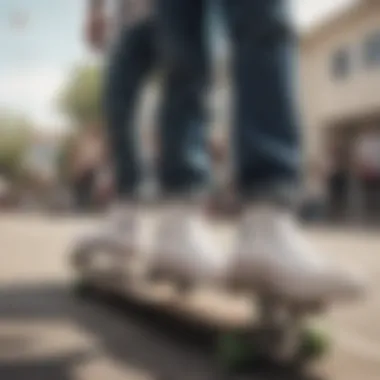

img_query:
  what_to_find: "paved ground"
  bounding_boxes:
[0,212,380,380]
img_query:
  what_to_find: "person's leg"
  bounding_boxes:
[87,20,157,251]
[146,0,222,288]
[104,20,156,199]
[74,176,86,211]
[155,0,211,196]
[223,0,365,301]
[222,0,299,203]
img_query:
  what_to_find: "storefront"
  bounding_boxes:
[325,115,380,223]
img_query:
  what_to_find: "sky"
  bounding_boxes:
[0,0,357,130]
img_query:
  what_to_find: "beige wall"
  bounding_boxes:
[300,1,380,160]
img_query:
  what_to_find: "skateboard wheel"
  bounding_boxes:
[296,327,331,362]
[215,331,257,371]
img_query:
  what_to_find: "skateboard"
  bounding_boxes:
[70,235,330,373]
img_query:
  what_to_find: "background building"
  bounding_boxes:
[300,0,380,221]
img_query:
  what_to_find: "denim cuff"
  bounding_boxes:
[154,178,213,204]
[238,180,300,209]
[157,189,210,205]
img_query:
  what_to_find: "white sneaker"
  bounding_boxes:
[104,202,138,243]
[228,205,366,304]
[72,201,139,276]
[145,201,224,288]
[76,201,139,252]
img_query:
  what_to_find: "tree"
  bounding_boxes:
[59,64,103,128]
[0,111,32,181]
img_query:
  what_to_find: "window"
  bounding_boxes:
[331,47,351,79]
[363,31,380,67]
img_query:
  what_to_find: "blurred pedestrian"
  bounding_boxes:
[300,159,328,222]
[354,129,380,222]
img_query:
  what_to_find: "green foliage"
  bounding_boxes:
[59,64,103,127]
[0,111,32,180]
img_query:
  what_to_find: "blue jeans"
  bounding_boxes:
[106,0,300,204]
[104,20,156,197]
[156,0,300,203]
